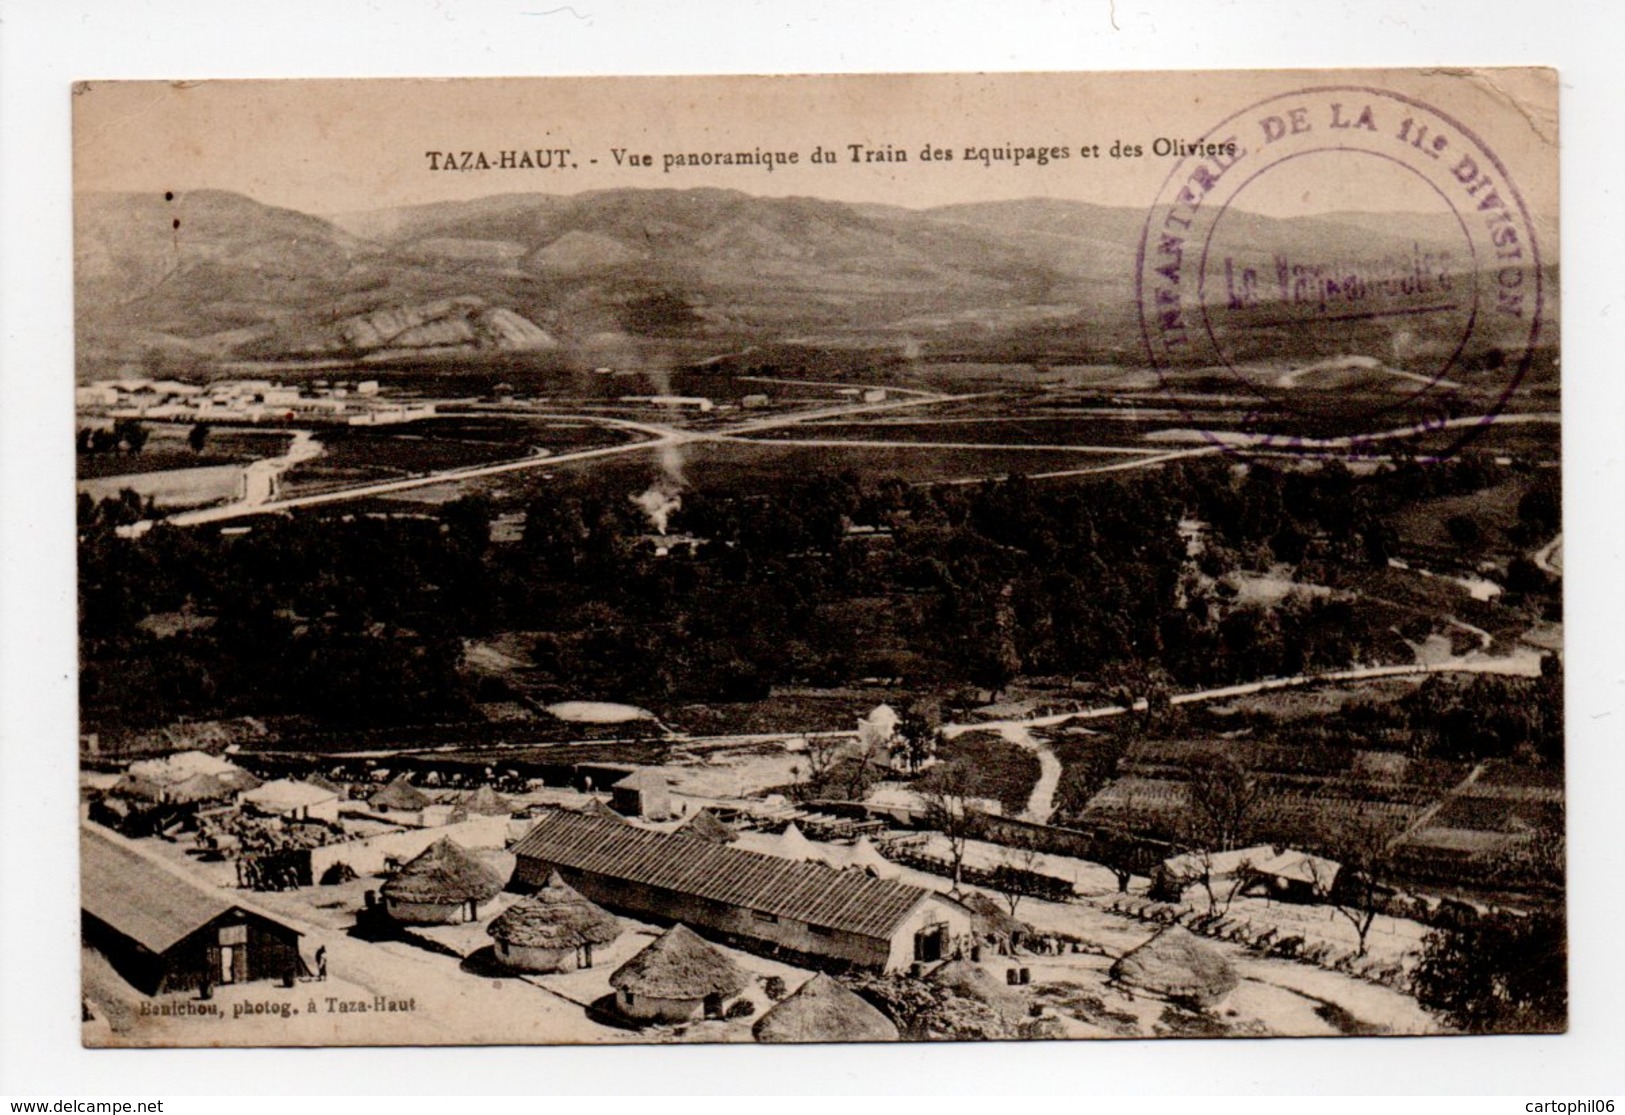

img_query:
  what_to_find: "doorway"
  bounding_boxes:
[217,923,248,984]
[914,923,946,963]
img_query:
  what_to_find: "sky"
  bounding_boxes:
[72,68,1558,221]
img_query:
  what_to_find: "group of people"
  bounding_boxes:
[234,854,304,892]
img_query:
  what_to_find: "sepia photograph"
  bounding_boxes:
[68,68,1564,1051]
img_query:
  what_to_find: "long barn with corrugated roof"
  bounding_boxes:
[82,824,308,995]
[510,808,971,972]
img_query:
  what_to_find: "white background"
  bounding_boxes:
[3,0,1622,1097]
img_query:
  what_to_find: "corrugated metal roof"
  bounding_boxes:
[81,825,298,955]
[512,809,929,940]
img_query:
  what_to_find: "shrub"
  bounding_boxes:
[319,861,357,885]
[723,998,756,1020]
[1411,911,1566,1033]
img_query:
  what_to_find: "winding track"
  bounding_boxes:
[322,647,1547,763]
[139,390,1559,534]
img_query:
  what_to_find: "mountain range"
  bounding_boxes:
[73,187,1551,374]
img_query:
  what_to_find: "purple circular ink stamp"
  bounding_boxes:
[1135,86,1544,460]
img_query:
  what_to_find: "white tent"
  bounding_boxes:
[774,822,821,863]
[844,836,901,880]
[857,705,900,755]
[865,704,900,735]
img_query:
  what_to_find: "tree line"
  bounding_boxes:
[79,452,1555,735]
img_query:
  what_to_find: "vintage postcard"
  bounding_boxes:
[73,69,1562,1048]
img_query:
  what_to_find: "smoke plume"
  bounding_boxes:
[630,442,686,535]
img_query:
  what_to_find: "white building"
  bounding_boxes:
[239,778,341,824]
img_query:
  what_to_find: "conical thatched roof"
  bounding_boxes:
[381,838,504,905]
[960,891,1025,939]
[452,784,513,820]
[678,808,738,845]
[487,871,620,949]
[306,773,345,795]
[577,797,626,824]
[865,704,900,734]
[369,774,430,812]
[752,974,899,1044]
[1109,925,1238,1007]
[609,924,748,1001]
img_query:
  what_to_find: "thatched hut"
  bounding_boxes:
[609,923,748,1024]
[752,974,899,1043]
[487,871,620,973]
[167,772,253,805]
[240,778,341,823]
[451,784,513,823]
[678,807,738,845]
[109,773,169,804]
[1109,925,1238,1008]
[369,774,431,816]
[380,837,505,925]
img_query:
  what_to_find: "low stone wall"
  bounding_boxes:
[975,813,1098,859]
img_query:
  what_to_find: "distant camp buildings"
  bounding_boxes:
[75,375,434,426]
